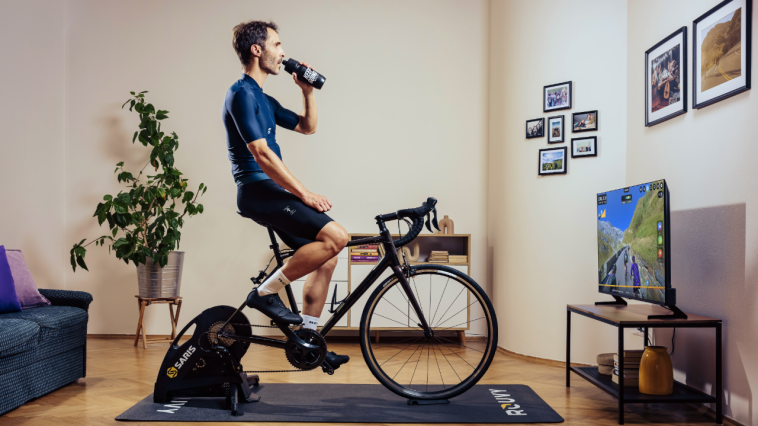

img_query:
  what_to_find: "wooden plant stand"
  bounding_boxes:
[134,296,182,349]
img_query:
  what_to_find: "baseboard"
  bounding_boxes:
[684,402,744,426]
[496,346,591,368]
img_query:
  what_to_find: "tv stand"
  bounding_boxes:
[595,295,627,306]
[648,304,687,320]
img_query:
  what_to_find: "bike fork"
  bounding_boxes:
[392,265,433,337]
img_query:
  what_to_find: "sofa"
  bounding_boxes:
[0,289,93,416]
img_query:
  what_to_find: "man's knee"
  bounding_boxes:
[318,222,348,255]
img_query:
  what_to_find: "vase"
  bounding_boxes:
[639,346,673,395]
[136,251,185,298]
[438,215,454,234]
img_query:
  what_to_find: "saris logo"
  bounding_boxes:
[490,389,526,416]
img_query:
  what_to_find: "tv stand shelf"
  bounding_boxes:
[566,304,722,425]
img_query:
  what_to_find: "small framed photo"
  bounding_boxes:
[646,27,687,126]
[547,115,565,143]
[572,110,598,133]
[571,136,597,158]
[543,81,572,112]
[538,146,567,175]
[526,117,544,139]
[693,0,752,109]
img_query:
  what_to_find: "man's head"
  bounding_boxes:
[232,20,285,75]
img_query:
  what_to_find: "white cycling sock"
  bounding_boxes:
[257,269,291,296]
[302,314,319,330]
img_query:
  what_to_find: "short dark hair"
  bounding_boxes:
[232,20,278,68]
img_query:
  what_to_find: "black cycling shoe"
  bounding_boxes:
[245,289,303,325]
[324,351,350,370]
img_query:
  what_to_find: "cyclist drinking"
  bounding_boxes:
[224,20,349,369]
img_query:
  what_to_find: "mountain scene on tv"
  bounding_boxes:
[597,183,665,302]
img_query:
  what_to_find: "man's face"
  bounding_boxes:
[258,28,285,75]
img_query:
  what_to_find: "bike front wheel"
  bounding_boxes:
[359,264,498,400]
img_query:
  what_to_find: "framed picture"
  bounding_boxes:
[547,115,565,143]
[693,0,752,109]
[538,147,567,175]
[646,27,687,126]
[572,110,598,132]
[526,118,544,139]
[543,81,572,112]
[571,136,597,158]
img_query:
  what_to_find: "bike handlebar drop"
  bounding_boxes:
[375,197,440,247]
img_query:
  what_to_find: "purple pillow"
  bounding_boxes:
[0,246,22,314]
[5,249,51,309]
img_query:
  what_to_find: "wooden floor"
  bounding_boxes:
[0,336,722,425]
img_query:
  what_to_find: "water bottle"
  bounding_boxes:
[282,58,326,90]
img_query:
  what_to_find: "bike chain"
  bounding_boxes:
[225,322,317,375]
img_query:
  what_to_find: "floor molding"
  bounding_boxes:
[496,346,590,368]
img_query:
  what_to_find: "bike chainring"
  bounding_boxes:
[284,329,327,371]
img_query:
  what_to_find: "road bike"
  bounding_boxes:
[154,197,498,413]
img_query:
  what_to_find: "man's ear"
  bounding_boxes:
[250,44,262,59]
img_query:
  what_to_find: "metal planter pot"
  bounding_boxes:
[136,251,185,298]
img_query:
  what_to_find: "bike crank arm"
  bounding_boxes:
[392,265,434,337]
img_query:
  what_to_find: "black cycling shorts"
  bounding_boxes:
[237,179,334,251]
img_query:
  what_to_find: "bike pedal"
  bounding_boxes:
[321,362,335,375]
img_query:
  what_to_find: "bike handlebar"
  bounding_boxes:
[375,197,439,247]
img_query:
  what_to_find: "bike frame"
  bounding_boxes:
[222,218,432,350]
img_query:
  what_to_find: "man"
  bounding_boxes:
[630,255,641,298]
[223,20,349,369]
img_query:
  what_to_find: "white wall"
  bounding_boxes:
[57,0,490,334]
[488,0,635,364]
[627,1,757,423]
[0,0,66,290]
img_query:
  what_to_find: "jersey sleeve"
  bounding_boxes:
[265,94,300,131]
[229,88,266,143]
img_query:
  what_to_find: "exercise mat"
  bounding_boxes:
[116,383,563,423]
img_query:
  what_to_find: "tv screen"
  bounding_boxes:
[597,180,670,304]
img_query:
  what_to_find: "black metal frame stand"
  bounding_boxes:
[566,305,722,425]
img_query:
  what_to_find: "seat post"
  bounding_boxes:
[267,226,285,267]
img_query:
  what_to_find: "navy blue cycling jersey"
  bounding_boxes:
[223,73,300,186]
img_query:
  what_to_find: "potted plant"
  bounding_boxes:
[70,91,207,298]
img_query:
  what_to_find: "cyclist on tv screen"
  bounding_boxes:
[223,20,349,369]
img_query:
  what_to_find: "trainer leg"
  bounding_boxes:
[302,255,339,317]
[281,221,348,281]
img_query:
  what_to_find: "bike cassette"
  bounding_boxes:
[284,329,327,371]
[208,321,237,347]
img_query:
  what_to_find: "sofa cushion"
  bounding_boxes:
[0,306,88,376]
[0,246,22,314]
[5,249,51,310]
[0,318,40,358]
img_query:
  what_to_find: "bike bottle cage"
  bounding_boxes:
[328,283,350,314]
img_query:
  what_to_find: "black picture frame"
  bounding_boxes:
[526,118,544,139]
[538,146,568,175]
[547,115,565,143]
[693,0,752,109]
[571,136,597,158]
[571,110,598,133]
[543,81,572,112]
[645,27,687,126]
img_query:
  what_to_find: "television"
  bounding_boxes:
[597,179,671,306]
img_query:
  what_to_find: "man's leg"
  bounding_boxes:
[301,255,339,317]
[281,221,348,281]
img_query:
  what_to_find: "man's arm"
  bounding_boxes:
[247,139,332,212]
[291,62,318,135]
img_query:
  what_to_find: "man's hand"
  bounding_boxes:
[302,191,332,212]
[292,61,314,95]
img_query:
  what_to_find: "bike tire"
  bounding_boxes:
[359,264,498,400]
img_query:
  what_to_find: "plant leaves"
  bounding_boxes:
[117,161,124,167]
[104,194,113,201]
[76,256,89,271]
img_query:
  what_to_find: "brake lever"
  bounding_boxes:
[432,207,440,231]
[425,213,432,233]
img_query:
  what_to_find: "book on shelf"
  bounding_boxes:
[351,255,379,261]
[613,351,644,360]
[430,251,449,254]
[614,360,640,368]
[352,244,378,250]
[448,255,468,263]
[351,248,378,252]
[351,251,378,256]
[611,374,639,386]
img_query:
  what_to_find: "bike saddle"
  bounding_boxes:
[236,211,269,228]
